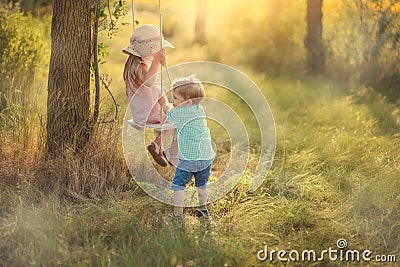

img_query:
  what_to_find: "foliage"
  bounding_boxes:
[356,0,400,100]
[0,0,54,15]
[207,0,399,102]
[90,0,128,123]
[92,0,128,65]
[0,2,399,266]
[96,0,128,38]
[0,3,48,133]
[209,0,307,75]
[324,0,400,101]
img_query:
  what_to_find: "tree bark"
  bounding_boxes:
[46,0,92,156]
[195,0,206,44]
[304,0,325,74]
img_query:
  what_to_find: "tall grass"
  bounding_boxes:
[1,2,400,267]
[1,72,399,266]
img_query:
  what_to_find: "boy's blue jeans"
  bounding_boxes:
[170,159,213,190]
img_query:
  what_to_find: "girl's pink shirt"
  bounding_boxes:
[124,56,166,129]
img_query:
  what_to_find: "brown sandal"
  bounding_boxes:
[147,143,168,167]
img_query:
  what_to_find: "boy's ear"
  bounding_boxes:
[187,99,193,105]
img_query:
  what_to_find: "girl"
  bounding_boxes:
[123,24,177,167]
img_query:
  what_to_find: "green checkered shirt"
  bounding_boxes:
[167,105,215,160]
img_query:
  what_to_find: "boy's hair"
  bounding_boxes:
[172,75,205,104]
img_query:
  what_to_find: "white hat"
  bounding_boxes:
[122,24,174,57]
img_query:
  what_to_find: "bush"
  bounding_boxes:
[0,0,54,15]
[207,0,399,102]
[0,3,47,112]
[323,0,400,102]
[208,0,307,75]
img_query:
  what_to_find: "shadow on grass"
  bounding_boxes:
[350,86,400,136]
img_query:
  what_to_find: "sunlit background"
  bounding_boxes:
[0,0,399,266]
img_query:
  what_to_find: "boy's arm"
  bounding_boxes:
[158,95,172,113]
[166,108,182,127]
[166,109,175,124]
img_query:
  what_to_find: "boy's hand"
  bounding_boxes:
[153,48,166,65]
[158,95,172,112]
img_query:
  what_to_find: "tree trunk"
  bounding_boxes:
[304,0,325,74]
[195,0,206,44]
[46,0,92,156]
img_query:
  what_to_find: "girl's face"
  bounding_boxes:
[172,90,188,107]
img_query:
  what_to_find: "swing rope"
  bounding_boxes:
[129,0,174,130]
[157,0,173,128]
[131,0,135,31]
[158,0,162,123]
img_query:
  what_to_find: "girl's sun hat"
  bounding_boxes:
[122,24,174,57]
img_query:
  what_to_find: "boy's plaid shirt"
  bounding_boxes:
[167,104,215,160]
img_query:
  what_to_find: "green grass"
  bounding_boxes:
[1,73,399,266]
[1,4,400,267]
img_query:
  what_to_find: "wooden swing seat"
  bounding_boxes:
[128,119,176,130]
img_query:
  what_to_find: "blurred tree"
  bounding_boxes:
[356,0,400,100]
[195,0,206,44]
[0,0,54,15]
[46,0,92,156]
[304,0,325,74]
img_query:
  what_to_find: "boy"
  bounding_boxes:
[166,75,215,219]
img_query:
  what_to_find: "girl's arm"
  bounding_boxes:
[144,48,166,87]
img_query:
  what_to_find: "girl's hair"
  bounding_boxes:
[172,75,205,104]
[123,55,147,94]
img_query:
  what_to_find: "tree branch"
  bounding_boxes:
[93,1,101,123]
[100,75,119,123]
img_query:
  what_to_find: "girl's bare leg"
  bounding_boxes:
[163,131,179,167]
